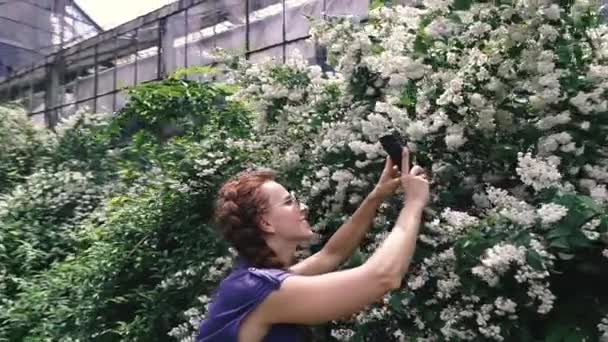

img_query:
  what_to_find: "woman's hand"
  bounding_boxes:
[371,156,402,200]
[400,148,430,210]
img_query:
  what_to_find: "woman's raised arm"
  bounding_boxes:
[289,156,401,276]
[249,149,430,326]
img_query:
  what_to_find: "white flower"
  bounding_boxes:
[494,297,517,315]
[590,184,608,205]
[436,272,461,299]
[424,0,453,12]
[537,203,568,225]
[583,164,608,182]
[441,208,479,229]
[408,274,428,290]
[599,315,608,341]
[331,169,354,183]
[473,192,491,208]
[527,281,556,314]
[472,244,527,287]
[406,121,429,141]
[535,111,571,130]
[486,186,537,226]
[539,24,559,42]
[602,249,608,258]
[426,18,454,38]
[445,126,468,150]
[393,329,407,341]
[361,113,391,140]
[587,64,608,80]
[542,4,561,21]
[582,218,602,240]
[283,150,301,169]
[479,324,503,341]
[516,152,562,192]
[331,328,356,341]
[481,244,527,272]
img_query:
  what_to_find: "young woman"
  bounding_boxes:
[196,149,430,341]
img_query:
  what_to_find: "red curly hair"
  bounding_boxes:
[214,169,284,269]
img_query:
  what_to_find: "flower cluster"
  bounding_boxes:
[166,256,234,342]
[599,315,608,342]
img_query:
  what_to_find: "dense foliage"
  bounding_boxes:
[0,79,267,341]
[1,0,608,341]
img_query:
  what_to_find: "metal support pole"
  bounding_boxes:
[282,0,286,63]
[157,18,166,79]
[44,60,61,129]
[93,44,98,113]
[113,34,118,112]
[318,0,330,71]
[184,8,189,79]
[245,0,250,60]
[75,60,80,113]
[134,28,139,84]
[57,0,66,118]
[28,63,34,113]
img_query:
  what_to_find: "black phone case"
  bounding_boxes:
[379,133,404,171]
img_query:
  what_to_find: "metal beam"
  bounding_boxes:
[0,0,232,92]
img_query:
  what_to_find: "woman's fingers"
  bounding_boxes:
[384,156,392,170]
[381,157,399,179]
[401,148,410,175]
[410,165,425,176]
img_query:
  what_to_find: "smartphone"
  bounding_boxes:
[379,132,407,171]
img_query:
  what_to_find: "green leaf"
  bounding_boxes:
[370,0,386,10]
[399,80,418,109]
[371,43,385,54]
[527,250,545,271]
[544,323,569,342]
[452,0,473,10]
[414,33,430,56]
[557,252,576,260]
[553,194,598,227]
[389,293,404,311]
[550,237,570,250]
[547,224,572,239]
[598,216,608,233]
[568,230,594,249]
[578,195,603,213]
[344,248,366,268]
[564,328,591,342]
[422,309,437,321]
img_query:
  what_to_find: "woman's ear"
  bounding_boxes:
[258,216,275,234]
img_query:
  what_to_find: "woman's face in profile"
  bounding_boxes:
[259,181,314,242]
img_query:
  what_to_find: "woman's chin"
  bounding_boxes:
[304,228,315,240]
[299,223,315,240]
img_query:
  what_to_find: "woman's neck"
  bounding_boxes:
[265,237,299,267]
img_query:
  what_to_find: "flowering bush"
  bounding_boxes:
[0,105,47,191]
[3,0,608,340]
[172,0,608,340]
[0,80,267,341]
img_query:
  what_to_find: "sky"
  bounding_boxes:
[75,0,175,30]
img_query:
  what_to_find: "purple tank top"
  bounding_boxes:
[196,259,305,341]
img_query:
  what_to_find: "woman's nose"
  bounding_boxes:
[300,203,309,217]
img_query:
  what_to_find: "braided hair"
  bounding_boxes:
[214,169,284,269]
